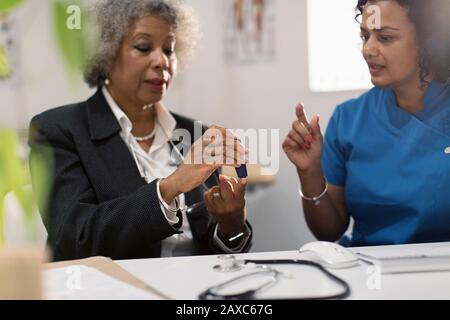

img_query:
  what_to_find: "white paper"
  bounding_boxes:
[43,265,163,300]
[354,242,450,274]
[354,242,450,260]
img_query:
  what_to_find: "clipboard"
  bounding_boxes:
[44,256,170,299]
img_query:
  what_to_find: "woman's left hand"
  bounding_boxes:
[203,175,247,239]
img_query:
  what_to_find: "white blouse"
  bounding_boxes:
[103,87,196,257]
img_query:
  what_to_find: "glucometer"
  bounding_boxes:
[235,165,248,178]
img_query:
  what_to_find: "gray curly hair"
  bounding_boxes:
[84,0,200,88]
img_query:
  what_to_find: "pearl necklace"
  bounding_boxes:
[133,104,157,142]
[133,125,157,142]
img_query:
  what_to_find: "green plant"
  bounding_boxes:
[0,45,11,79]
[52,0,93,78]
[0,0,26,79]
[0,129,51,247]
[0,0,24,14]
[1,0,93,81]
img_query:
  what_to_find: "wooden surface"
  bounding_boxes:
[221,164,277,185]
[0,247,44,299]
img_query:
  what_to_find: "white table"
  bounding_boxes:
[115,242,450,300]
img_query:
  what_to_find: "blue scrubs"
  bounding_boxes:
[322,81,450,246]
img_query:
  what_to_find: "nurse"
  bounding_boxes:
[283,0,450,246]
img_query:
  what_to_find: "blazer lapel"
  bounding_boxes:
[86,88,146,195]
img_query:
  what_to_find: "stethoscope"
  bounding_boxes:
[199,255,351,300]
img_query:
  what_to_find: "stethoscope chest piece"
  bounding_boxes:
[213,255,242,272]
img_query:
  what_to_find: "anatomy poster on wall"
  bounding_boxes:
[224,0,275,65]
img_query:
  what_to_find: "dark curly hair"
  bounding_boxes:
[356,0,450,86]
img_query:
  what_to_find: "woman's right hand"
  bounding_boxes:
[282,104,323,174]
[160,125,247,203]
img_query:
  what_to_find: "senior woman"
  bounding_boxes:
[284,0,450,246]
[29,0,252,261]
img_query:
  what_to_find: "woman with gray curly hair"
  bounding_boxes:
[29,0,252,261]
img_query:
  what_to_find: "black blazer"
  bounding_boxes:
[29,88,252,261]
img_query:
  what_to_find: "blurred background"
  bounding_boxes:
[0,0,371,252]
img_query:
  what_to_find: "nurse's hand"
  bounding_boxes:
[282,104,323,174]
[160,125,247,203]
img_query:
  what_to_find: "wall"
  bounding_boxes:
[1,0,367,252]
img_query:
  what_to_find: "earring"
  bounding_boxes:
[105,78,110,86]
